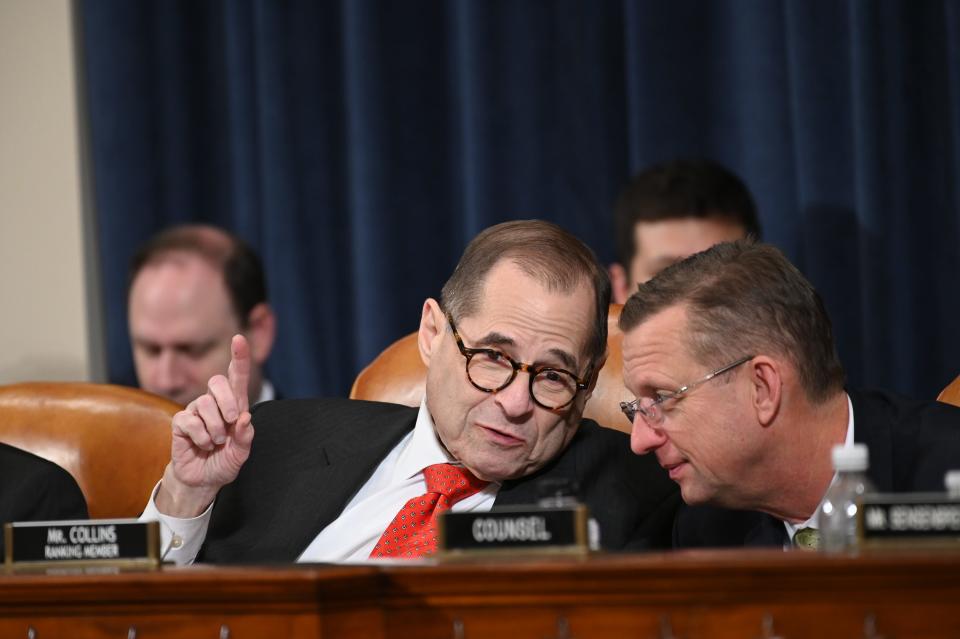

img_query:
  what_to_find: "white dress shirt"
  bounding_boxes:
[782,394,856,545]
[141,401,500,565]
[254,379,275,404]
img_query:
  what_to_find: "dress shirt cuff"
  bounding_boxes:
[139,480,213,566]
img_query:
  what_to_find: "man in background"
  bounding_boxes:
[127,225,277,406]
[609,158,761,304]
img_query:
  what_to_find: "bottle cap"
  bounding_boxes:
[831,443,869,472]
[535,477,581,508]
[945,470,960,496]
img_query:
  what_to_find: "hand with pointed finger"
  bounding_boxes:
[156,334,256,517]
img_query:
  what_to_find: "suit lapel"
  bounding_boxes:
[222,401,416,562]
[744,513,788,548]
[278,408,416,555]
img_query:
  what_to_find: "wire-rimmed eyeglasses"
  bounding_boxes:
[447,313,589,410]
[620,355,754,425]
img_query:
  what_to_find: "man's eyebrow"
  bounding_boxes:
[545,347,580,373]
[472,331,514,349]
[174,338,219,353]
[473,332,580,373]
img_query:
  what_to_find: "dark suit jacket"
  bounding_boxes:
[674,389,960,548]
[199,398,680,563]
[0,443,88,556]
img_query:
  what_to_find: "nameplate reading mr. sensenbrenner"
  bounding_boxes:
[4,519,160,570]
[860,492,960,548]
[439,505,589,557]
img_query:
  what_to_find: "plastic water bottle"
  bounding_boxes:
[535,478,600,550]
[819,443,875,553]
[945,470,960,499]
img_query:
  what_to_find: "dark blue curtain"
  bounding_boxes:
[80,1,960,401]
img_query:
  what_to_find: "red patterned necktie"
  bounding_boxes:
[369,463,488,559]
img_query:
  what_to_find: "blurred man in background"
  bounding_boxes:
[127,225,277,406]
[610,158,761,304]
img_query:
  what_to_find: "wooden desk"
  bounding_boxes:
[2,550,959,638]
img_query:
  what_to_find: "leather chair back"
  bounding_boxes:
[937,374,960,407]
[0,382,178,519]
[351,304,632,433]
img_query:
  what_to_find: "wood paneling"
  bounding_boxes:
[2,550,959,638]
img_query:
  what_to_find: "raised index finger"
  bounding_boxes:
[227,334,251,415]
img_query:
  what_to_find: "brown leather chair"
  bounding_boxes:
[937,374,960,408]
[350,304,632,433]
[0,382,179,519]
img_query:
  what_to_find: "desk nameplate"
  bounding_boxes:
[4,518,160,571]
[861,492,960,548]
[440,505,589,557]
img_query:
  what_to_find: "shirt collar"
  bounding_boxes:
[390,400,459,482]
[255,379,275,404]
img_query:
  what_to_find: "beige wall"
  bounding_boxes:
[0,0,96,383]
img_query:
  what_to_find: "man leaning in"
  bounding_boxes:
[619,239,960,548]
[143,220,679,563]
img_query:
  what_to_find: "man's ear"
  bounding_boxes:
[417,299,445,367]
[245,303,277,366]
[750,356,782,426]
[609,263,630,305]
